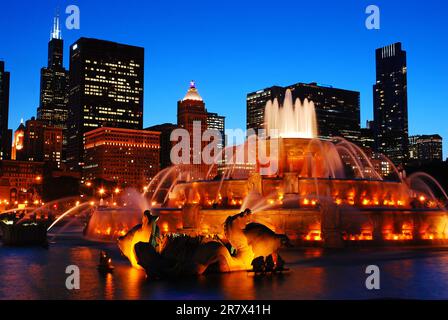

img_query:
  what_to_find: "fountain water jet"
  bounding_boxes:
[265,90,318,139]
[47,202,92,232]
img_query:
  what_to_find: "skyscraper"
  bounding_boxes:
[66,38,144,171]
[247,86,284,135]
[373,42,409,165]
[0,61,12,160]
[177,81,209,180]
[37,15,69,130]
[247,82,360,142]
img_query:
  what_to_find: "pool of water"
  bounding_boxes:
[1,223,448,300]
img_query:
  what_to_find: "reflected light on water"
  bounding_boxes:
[3,236,448,299]
[104,273,115,300]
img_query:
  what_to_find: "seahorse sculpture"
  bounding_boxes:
[117,210,159,269]
[223,209,291,270]
[119,209,290,277]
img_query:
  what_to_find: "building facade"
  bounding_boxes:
[359,128,375,151]
[0,61,12,160]
[146,123,177,170]
[359,121,375,151]
[11,122,25,161]
[0,160,44,204]
[11,118,62,168]
[408,134,443,163]
[206,112,225,150]
[177,81,209,180]
[408,135,420,161]
[373,42,409,165]
[247,82,360,142]
[67,38,144,171]
[24,118,63,167]
[247,86,284,136]
[83,127,160,188]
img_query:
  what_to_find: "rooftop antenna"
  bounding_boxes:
[50,8,62,40]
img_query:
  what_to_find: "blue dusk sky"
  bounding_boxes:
[0,0,447,152]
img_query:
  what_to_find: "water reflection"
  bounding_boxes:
[104,273,114,300]
[1,240,448,299]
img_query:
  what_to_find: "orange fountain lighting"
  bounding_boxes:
[304,230,322,241]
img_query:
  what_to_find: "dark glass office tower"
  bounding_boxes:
[37,15,69,129]
[0,61,12,160]
[247,82,360,142]
[66,38,144,171]
[373,42,409,165]
[246,86,284,136]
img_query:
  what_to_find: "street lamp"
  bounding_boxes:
[112,187,120,204]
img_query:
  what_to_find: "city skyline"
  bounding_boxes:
[2,1,448,304]
[0,0,447,153]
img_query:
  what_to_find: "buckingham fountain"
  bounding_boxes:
[90,90,446,276]
[4,90,448,276]
[132,90,448,247]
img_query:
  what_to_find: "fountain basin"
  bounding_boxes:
[151,207,448,246]
[84,207,141,242]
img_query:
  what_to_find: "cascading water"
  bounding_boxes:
[265,89,318,139]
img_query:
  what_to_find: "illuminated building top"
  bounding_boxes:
[50,14,62,40]
[182,80,203,102]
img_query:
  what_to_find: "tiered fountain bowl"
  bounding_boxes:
[69,90,448,247]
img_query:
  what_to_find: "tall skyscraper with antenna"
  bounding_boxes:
[37,14,69,159]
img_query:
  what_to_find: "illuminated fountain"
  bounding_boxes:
[141,89,448,249]
[75,89,448,274]
[265,90,317,139]
[84,207,141,242]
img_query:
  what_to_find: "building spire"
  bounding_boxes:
[182,80,203,101]
[50,11,62,40]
